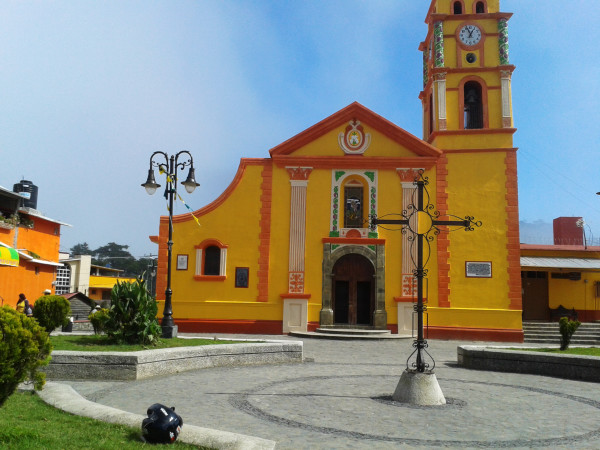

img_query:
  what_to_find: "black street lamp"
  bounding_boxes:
[142,150,199,338]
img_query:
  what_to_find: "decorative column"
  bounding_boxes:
[281,166,312,333]
[501,70,513,128]
[434,73,447,131]
[396,169,422,333]
[499,18,512,128]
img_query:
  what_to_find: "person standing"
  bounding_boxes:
[16,293,33,316]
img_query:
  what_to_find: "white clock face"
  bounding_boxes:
[459,25,482,46]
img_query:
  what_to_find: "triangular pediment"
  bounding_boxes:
[269,102,441,158]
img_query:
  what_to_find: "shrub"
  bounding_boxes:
[88,308,110,334]
[559,316,581,351]
[104,278,161,345]
[32,295,71,334]
[0,306,52,407]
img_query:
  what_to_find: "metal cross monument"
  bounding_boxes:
[370,171,481,373]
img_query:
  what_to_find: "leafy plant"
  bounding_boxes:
[559,316,581,350]
[0,306,52,407]
[32,295,71,334]
[104,278,161,345]
[0,213,34,229]
[88,308,110,334]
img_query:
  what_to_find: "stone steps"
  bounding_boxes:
[290,327,408,340]
[523,322,600,345]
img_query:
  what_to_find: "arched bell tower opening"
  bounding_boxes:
[463,80,484,129]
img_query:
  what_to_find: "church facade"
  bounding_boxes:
[150,0,523,341]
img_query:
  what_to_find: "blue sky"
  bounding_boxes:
[1,1,599,257]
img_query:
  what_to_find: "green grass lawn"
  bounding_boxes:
[0,392,208,449]
[518,347,600,356]
[50,335,241,352]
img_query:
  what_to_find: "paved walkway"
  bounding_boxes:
[61,335,600,449]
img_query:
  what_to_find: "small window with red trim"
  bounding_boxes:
[194,239,228,279]
[204,246,221,275]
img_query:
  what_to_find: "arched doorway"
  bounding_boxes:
[332,254,374,325]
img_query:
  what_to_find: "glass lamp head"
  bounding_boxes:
[142,169,161,195]
[181,168,200,194]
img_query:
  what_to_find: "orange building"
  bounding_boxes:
[0,184,69,308]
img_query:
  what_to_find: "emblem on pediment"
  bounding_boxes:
[338,120,371,155]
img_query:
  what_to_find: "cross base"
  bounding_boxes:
[392,369,446,406]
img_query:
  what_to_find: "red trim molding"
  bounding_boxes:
[505,151,522,310]
[257,163,273,302]
[273,156,438,171]
[280,293,311,299]
[193,275,226,282]
[155,220,169,301]
[436,153,451,307]
[195,239,228,249]
[166,158,267,224]
[307,321,320,332]
[427,326,524,342]
[323,237,385,245]
[175,319,283,334]
[269,102,441,158]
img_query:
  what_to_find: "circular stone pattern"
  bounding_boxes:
[230,374,600,447]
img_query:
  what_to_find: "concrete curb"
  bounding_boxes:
[44,341,303,381]
[37,382,276,450]
[457,345,600,382]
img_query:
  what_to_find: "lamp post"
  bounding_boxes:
[142,151,200,338]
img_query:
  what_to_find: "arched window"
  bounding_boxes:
[464,81,483,129]
[344,181,364,228]
[204,246,221,275]
[194,239,228,280]
[475,2,485,13]
[453,1,462,14]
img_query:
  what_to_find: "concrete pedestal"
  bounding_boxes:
[392,369,446,405]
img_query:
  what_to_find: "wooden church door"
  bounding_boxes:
[332,254,374,325]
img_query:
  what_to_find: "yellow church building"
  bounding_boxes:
[150,0,523,342]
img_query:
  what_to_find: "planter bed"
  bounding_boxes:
[457,345,600,382]
[44,341,303,381]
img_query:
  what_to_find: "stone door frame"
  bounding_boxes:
[320,243,387,329]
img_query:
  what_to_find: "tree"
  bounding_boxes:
[559,317,581,350]
[69,241,156,279]
[32,295,71,334]
[92,242,135,270]
[70,242,93,256]
[94,242,133,260]
[0,306,52,407]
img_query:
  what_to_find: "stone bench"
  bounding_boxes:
[43,341,303,381]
